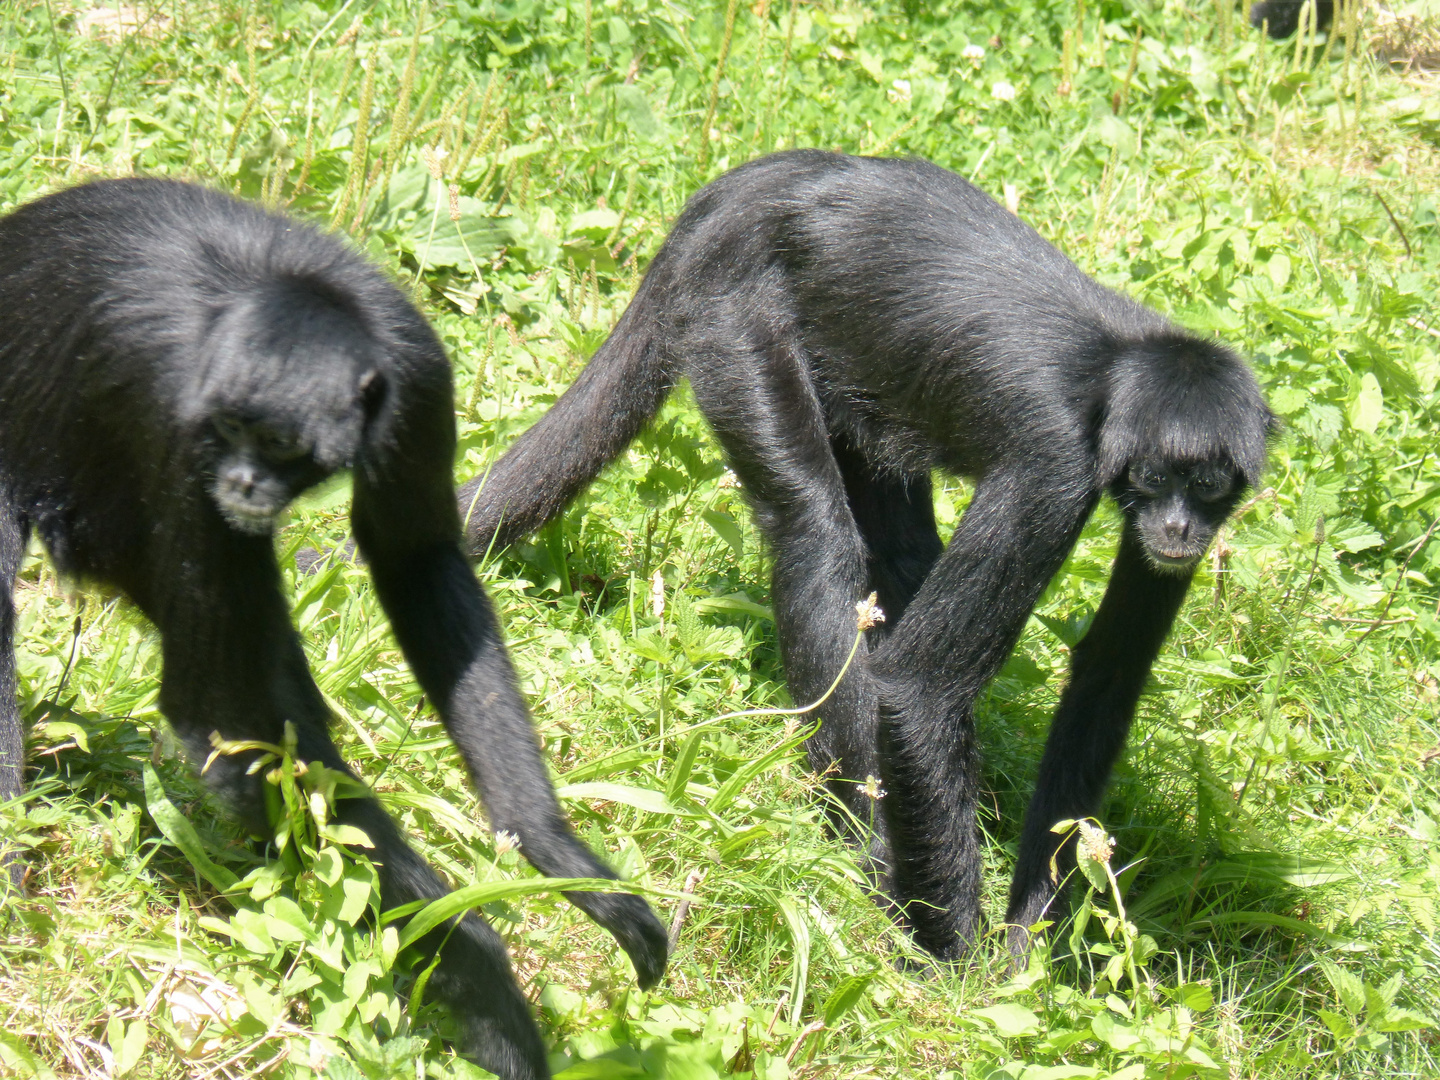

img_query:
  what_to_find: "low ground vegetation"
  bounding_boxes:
[2,1,1439,1077]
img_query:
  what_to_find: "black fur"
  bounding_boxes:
[0,178,667,1079]
[456,151,1274,961]
[1251,1,1334,38]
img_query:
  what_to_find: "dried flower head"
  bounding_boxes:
[1076,819,1114,867]
[855,592,886,631]
[650,569,666,619]
[493,829,520,856]
[422,144,448,181]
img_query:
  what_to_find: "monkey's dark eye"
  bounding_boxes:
[258,428,307,461]
[214,414,247,443]
[1191,473,1232,501]
[1131,465,1168,491]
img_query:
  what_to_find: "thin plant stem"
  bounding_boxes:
[698,0,741,168]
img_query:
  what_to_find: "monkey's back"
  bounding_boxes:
[654,151,1182,478]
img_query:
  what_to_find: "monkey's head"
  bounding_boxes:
[1098,335,1277,575]
[1115,458,1239,572]
[194,283,389,535]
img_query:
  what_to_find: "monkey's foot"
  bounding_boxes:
[566,890,670,989]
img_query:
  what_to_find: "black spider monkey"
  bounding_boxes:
[454,151,1275,962]
[1251,1,1334,38]
[0,178,667,1080]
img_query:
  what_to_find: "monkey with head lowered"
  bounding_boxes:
[456,151,1274,962]
[0,178,668,1080]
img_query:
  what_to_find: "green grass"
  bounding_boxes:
[3,0,1440,1077]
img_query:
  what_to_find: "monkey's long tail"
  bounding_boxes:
[458,260,676,558]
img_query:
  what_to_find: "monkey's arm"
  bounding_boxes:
[868,463,1097,960]
[1005,524,1192,953]
[353,445,669,988]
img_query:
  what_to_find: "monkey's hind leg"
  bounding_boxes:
[690,324,891,873]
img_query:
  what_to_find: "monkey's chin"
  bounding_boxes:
[216,501,279,536]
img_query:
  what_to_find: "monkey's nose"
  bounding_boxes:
[227,464,258,497]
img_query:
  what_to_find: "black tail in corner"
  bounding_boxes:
[458,265,676,558]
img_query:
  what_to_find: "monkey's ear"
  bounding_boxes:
[359,369,387,413]
[1095,421,1139,490]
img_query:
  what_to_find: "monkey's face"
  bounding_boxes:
[198,355,385,535]
[207,412,329,534]
[1121,459,1239,574]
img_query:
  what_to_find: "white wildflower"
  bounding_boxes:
[991,80,1016,102]
[855,592,886,631]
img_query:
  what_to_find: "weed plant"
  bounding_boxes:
[2,1,1439,1077]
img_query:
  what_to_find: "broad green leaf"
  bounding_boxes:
[1268,252,1292,288]
[0,1029,57,1079]
[33,719,88,753]
[1318,957,1367,1015]
[695,594,773,621]
[262,895,315,942]
[1375,1008,1437,1033]
[702,508,744,559]
[614,84,665,143]
[104,1017,146,1077]
[554,1060,646,1079]
[1267,385,1309,415]
[1167,982,1214,1012]
[974,1002,1042,1038]
[321,874,374,926]
[1089,1012,1140,1051]
[1348,372,1384,435]
[1317,1008,1355,1040]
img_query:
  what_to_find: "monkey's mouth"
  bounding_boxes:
[212,490,281,535]
[219,503,278,535]
[1149,548,1202,572]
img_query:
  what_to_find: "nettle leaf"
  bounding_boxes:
[1318,958,1367,1015]
[1375,1008,1437,1033]
[973,1002,1042,1038]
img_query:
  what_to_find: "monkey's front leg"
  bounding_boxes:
[1005,525,1192,956]
[363,540,669,989]
[869,471,1094,961]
